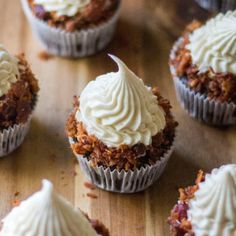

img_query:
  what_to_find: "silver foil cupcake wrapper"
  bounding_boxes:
[70,138,174,193]
[170,38,236,125]
[194,0,236,12]
[0,118,31,157]
[21,0,120,58]
[172,77,236,125]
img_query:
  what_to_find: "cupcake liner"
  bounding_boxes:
[69,138,174,193]
[21,0,120,58]
[0,119,31,157]
[194,0,236,12]
[170,38,236,125]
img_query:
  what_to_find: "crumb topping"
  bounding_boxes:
[29,0,120,32]
[89,218,109,236]
[84,213,109,236]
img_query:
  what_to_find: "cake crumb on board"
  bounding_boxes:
[84,182,96,190]
[38,51,54,61]
[87,193,98,199]
[12,199,20,207]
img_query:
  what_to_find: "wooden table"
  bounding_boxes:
[0,0,234,235]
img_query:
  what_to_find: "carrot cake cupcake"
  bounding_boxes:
[170,11,236,125]
[167,164,236,236]
[66,55,177,193]
[0,180,109,236]
[0,45,39,157]
[195,0,236,12]
[21,0,120,58]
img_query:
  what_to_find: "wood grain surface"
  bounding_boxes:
[0,0,234,235]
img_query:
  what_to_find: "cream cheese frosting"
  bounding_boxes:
[76,55,166,148]
[0,180,97,236]
[0,45,19,97]
[188,164,236,236]
[34,0,91,17]
[187,11,236,74]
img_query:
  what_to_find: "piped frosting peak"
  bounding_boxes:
[0,45,19,97]
[187,11,236,74]
[0,180,97,236]
[188,164,236,236]
[76,55,166,148]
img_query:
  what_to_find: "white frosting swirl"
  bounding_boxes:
[76,55,166,148]
[187,11,236,74]
[0,180,97,236]
[34,0,91,16]
[188,164,236,236]
[0,45,19,97]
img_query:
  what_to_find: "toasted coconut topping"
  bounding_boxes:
[29,0,120,32]
[66,87,177,171]
[167,170,205,236]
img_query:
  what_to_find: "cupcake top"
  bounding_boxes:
[188,164,236,236]
[187,11,236,74]
[30,0,120,32]
[76,55,166,148]
[33,0,91,17]
[0,180,97,236]
[0,45,19,97]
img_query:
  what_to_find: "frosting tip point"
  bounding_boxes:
[42,179,53,192]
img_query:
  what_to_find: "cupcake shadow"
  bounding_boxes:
[96,17,147,61]
[143,150,200,231]
[143,0,210,39]
[2,118,74,187]
[148,150,201,193]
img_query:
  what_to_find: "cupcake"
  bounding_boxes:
[0,180,109,236]
[21,0,120,58]
[170,11,236,125]
[0,45,39,157]
[195,0,236,13]
[167,164,236,236]
[66,55,177,193]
